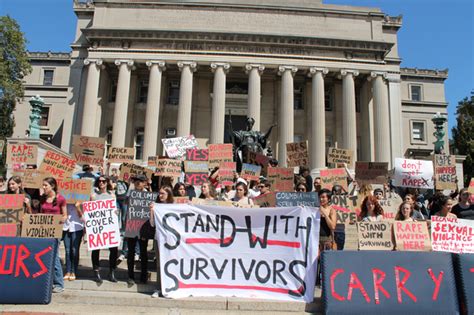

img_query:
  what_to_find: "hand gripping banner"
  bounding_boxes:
[154,204,320,302]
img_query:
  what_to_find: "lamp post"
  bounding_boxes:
[28,95,44,139]
[432,112,447,154]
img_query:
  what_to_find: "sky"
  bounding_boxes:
[1,0,473,138]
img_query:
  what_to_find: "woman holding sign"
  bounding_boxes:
[318,189,337,250]
[89,176,118,284]
[358,195,384,222]
[433,196,457,218]
[231,181,254,206]
[199,182,217,200]
[395,202,415,221]
[149,185,174,298]
[40,177,67,293]
[5,176,32,214]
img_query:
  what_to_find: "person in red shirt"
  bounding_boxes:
[39,177,67,293]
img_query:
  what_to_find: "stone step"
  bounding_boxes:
[64,278,156,293]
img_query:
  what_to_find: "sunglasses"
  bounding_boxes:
[98,179,107,183]
[297,188,306,192]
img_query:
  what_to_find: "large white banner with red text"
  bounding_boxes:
[154,204,320,302]
[431,215,474,254]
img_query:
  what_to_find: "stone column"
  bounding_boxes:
[278,66,298,166]
[81,59,103,136]
[340,69,359,155]
[245,64,265,131]
[387,74,403,164]
[111,60,134,148]
[308,67,328,170]
[143,61,166,160]
[177,61,197,137]
[371,71,391,163]
[210,63,230,144]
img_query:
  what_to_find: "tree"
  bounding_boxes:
[0,15,32,173]
[451,92,474,187]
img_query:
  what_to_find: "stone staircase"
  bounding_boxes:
[1,241,323,314]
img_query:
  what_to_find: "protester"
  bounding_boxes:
[331,185,345,250]
[90,176,118,283]
[125,174,151,285]
[248,180,261,198]
[257,180,271,195]
[77,164,98,180]
[149,185,174,298]
[40,177,67,293]
[373,188,384,200]
[295,182,307,192]
[231,181,254,206]
[62,192,84,282]
[6,176,32,213]
[403,193,425,220]
[395,202,415,221]
[116,176,132,263]
[173,182,187,197]
[0,175,6,192]
[451,188,473,219]
[318,189,337,251]
[199,182,217,200]
[313,177,322,193]
[358,195,384,222]
[299,166,312,192]
[433,196,457,218]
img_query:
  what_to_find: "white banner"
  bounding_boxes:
[431,216,474,254]
[393,158,434,189]
[83,199,121,251]
[154,204,320,302]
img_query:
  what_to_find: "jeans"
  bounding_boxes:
[126,237,148,280]
[53,239,64,289]
[116,199,128,232]
[334,225,346,251]
[63,230,83,274]
[92,247,118,270]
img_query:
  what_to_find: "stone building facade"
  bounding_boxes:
[12,0,450,169]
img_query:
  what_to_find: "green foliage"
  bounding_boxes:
[451,92,474,187]
[0,15,32,174]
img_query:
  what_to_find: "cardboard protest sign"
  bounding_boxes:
[0,194,25,225]
[434,155,457,190]
[378,193,403,221]
[394,221,431,251]
[71,135,106,166]
[286,141,309,168]
[355,162,388,185]
[343,223,358,250]
[393,158,434,189]
[184,161,209,186]
[245,151,270,176]
[357,221,393,250]
[155,159,182,177]
[331,194,360,224]
[275,192,319,207]
[12,169,44,189]
[241,163,261,181]
[174,197,190,204]
[57,178,93,204]
[21,214,63,238]
[186,149,209,161]
[328,147,353,166]
[469,178,474,194]
[253,192,276,208]
[219,161,236,186]
[154,203,320,302]
[6,143,38,165]
[119,163,154,182]
[267,167,294,192]
[0,223,18,237]
[208,143,233,168]
[107,147,135,163]
[320,168,348,192]
[125,190,158,238]
[39,150,76,179]
[83,199,121,251]
[147,156,158,167]
[162,135,198,158]
[431,216,474,254]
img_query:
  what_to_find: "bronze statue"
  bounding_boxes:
[228,114,276,170]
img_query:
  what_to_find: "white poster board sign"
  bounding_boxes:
[162,135,198,158]
[83,199,121,251]
[393,158,434,189]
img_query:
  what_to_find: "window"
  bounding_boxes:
[410,85,422,101]
[293,135,303,143]
[40,107,50,127]
[109,81,117,102]
[167,80,180,105]
[135,128,144,160]
[43,70,54,86]
[411,121,426,142]
[325,86,333,111]
[138,80,148,103]
[294,84,304,110]
[40,134,52,143]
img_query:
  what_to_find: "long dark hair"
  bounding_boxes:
[7,176,25,194]
[158,186,174,204]
[94,176,113,192]
[173,182,186,197]
[40,177,58,206]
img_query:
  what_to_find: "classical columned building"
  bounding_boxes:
[12,0,450,171]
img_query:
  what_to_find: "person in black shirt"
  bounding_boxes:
[452,188,473,220]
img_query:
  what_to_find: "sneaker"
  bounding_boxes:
[52,286,64,293]
[134,254,140,262]
[117,254,126,262]
[127,278,135,286]
[151,290,161,298]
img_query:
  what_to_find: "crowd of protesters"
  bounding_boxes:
[1,154,473,297]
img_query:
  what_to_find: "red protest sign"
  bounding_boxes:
[186,149,209,161]
[219,161,236,186]
[320,168,348,192]
[267,167,293,192]
[355,162,388,185]
[208,144,233,168]
[39,150,76,179]
[0,223,18,237]
[6,143,38,165]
